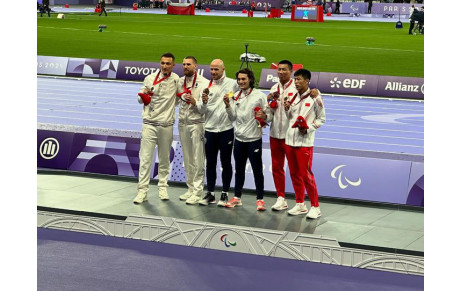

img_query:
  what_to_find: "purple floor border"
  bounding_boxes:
[38,228,423,291]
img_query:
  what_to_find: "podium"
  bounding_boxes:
[291,5,324,22]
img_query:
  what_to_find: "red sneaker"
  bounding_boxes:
[256,199,266,211]
[225,197,242,208]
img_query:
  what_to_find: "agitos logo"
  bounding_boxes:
[220,234,237,248]
[331,164,362,190]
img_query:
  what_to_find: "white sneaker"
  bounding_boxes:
[179,191,193,201]
[306,206,321,219]
[271,196,288,211]
[217,192,229,207]
[287,202,308,216]
[185,195,201,205]
[159,188,169,200]
[133,192,147,204]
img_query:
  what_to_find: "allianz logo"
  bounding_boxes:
[330,77,366,89]
[40,137,60,160]
[385,82,424,94]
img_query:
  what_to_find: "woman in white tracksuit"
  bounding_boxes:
[223,68,269,211]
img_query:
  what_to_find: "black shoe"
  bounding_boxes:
[217,192,229,207]
[199,192,216,205]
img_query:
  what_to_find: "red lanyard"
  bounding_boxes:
[153,71,170,86]
[290,90,310,105]
[207,79,213,89]
[234,88,253,101]
[277,79,293,94]
[184,71,197,92]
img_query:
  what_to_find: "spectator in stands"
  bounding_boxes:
[99,0,107,16]
[223,68,268,211]
[133,53,179,204]
[283,69,326,219]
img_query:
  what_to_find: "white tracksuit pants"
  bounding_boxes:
[178,123,205,196]
[137,124,173,194]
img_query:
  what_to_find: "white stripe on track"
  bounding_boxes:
[325,107,424,114]
[37,115,140,125]
[324,124,423,134]
[318,130,424,141]
[38,108,139,118]
[37,102,141,112]
[315,137,424,148]
[326,118,424,128]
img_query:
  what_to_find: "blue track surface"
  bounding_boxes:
[37,76,424,156]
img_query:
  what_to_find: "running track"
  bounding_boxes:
[37,76,424,156]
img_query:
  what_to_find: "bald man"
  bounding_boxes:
[196,59,239,206]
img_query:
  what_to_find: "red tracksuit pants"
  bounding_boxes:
[285,145,319,207]
[270,137,287,197]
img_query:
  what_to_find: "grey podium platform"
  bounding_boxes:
[37,170,423,254]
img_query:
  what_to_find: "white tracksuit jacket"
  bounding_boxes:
[196,74,239,133]
[138,71,180,126]
[176,72,209,196]
[266,79,298,139]
[285,88,326,147]
[225,88,269,143]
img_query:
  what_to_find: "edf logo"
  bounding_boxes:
[40,138,60,160]
[330,77,366,89]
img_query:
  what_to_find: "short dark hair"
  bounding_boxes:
[236,68,256,88]
[278,60,293,71]
[294,68,311,81]
[161,52,175,62]
[184,56,197,64]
